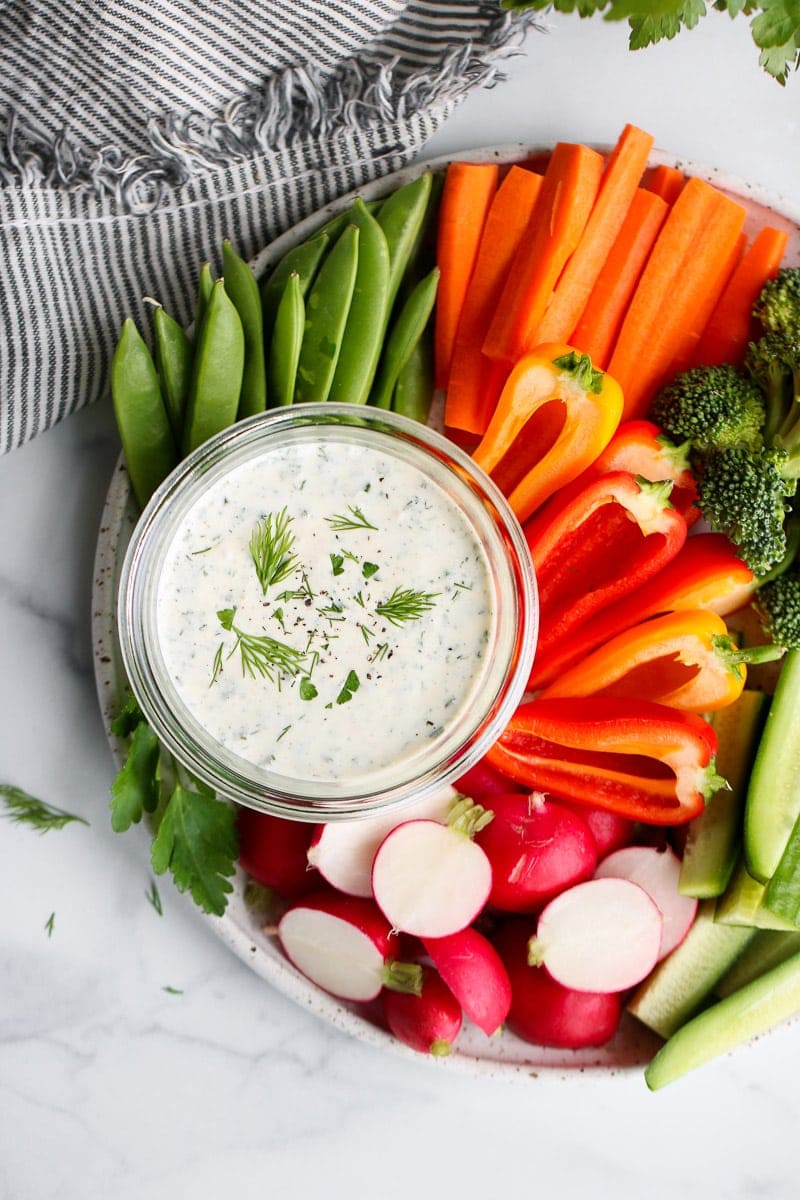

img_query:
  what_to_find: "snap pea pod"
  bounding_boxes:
[376,172,433,315]
[268,272,304,407]
[152,304,192,443]
[329,199,391,404]
[222,240,267,417]
[196,262,214,331]
[182,279,245,454]
[371,266,439,410]
[392,330,434,425]
[396,171,444,296]
[261,232,330,352]
[111,318,177,509]
[294,224,359,404]
[316,198,382,245]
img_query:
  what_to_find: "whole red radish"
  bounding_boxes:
[565,803,634,858]
[237,807,318,898]
[455,756,524,804]
[371,796,493,937]
[307,785,456,898]
[423,926,512,1036]
[382,966,463,1056]
[594,844,697,959]
[528,877,662,993]
[475,791,598,913]
[493,920,623,1049]
[278,889,417,1002]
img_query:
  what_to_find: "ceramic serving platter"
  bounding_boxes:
[92,142,800,1081]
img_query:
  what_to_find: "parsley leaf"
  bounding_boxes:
[336,669,361,705]
[110,721,161,833]
[150,784,237,917]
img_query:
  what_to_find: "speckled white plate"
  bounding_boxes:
[92,143,800,1081]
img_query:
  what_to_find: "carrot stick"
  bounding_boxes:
[644,164,686,205]
[444,166,543,439]
[692,225,790,366]
[434,162,499,389]
[482,143,605,364]
[533,124,654,345]
[607,178,744,418]
[570,188,668,368]
[669,231,747,376]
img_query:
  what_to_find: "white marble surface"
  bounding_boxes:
[3,11,800,1199]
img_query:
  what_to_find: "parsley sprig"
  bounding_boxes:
[502,0,800,84]
[108,698,237,917]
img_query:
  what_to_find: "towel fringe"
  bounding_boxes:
[0,5,538,214]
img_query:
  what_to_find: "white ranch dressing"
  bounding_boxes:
[156,436,496,784]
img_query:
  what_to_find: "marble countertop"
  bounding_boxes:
[3,12,800,1199]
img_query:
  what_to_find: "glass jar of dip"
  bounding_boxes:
[117,404,537,820]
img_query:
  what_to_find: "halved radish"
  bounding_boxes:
[594,844,698,959]
[528,877,663,993]
[237,807,318,899]
[307,785,457,898]
[423,926,512,1036]
[372,798,493,937]
[493,919,623,1049]
[277,890,415,1002]
[475,791,598,913]
[382,965,463,1056]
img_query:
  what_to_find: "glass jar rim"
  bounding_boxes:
[117,404,538,820]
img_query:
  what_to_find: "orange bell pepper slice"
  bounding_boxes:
[539,608,785,713]
[471,343,623,524]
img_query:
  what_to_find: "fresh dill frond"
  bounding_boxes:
[325,505,378,532]
[375,587,439,626]
[0,784,89,834]
[146,879,164,916]
[44,912,55,938]
[218,612,306,682]
[249,508,299,593]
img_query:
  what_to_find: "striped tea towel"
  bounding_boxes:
[0,0,535,454]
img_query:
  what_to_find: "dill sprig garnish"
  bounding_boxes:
[374,587,439,626]
[0,784,89,834]
[249,508,299,593]
[216,608,306,683]
[325,506,378,532]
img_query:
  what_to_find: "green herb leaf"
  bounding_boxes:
[163,985,183,995]
[299,677,319,700]
[325,505,378,532]
[110,692,145,738]
[336,669,361,704]
[44,912,55,938]
[249,509,299,593]
[150,784,237,917]
[217,607,236,631]
[362,561,379,578]
[330,553,345,576]
[110,721,161,833]
[1,784,89,834]
[146,879,164,915]
[375,587,439,626]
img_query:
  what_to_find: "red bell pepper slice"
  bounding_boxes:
[525,469,687,652]
[486,697,723,826]
[529,532,756,690]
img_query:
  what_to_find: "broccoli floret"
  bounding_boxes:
[745,331,800,445]
[651,364,765,454]
[694,446,797,576]
[752,268,800,341]
[754,569,800,650]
